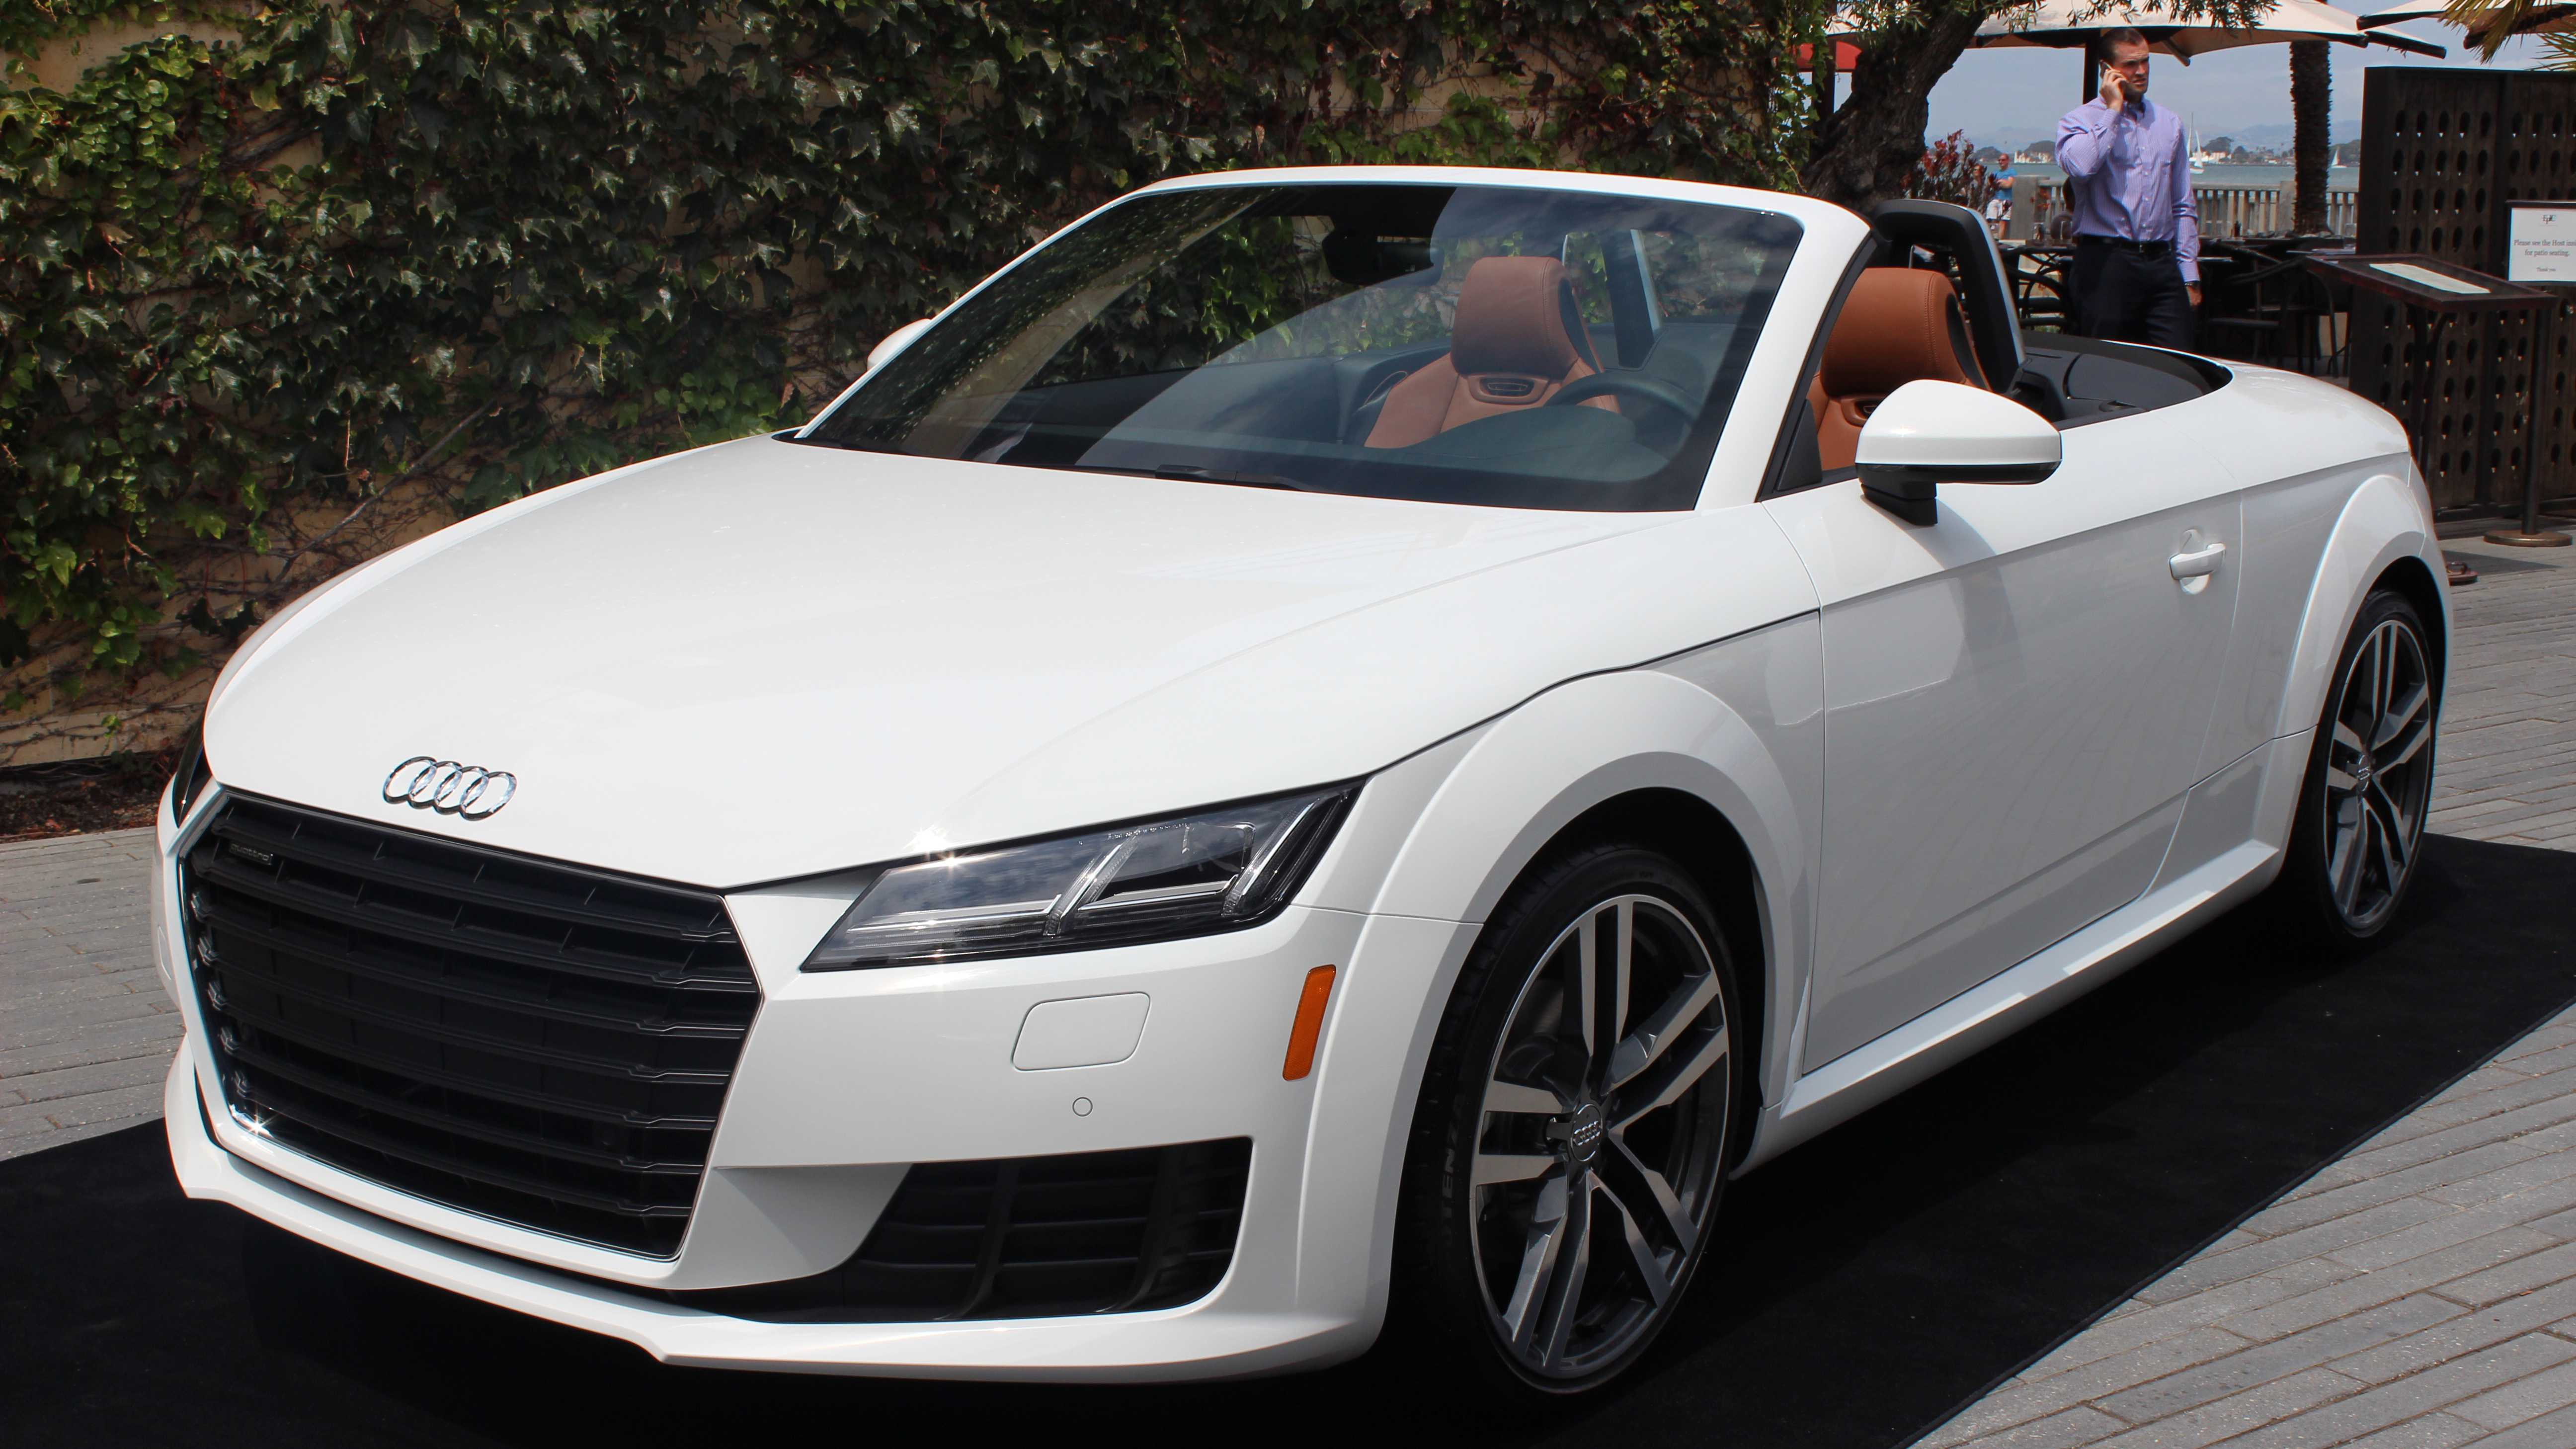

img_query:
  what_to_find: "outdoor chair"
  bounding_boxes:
[2202,248,2338,374]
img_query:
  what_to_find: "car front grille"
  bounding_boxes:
[181,794,760,1258]
[674,1138,1253,1321]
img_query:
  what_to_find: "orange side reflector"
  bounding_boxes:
[1282,965,1339,1081]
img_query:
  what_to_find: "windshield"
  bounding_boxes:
[798,182,1803,511]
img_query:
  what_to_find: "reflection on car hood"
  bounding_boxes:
[203,437,1779,886]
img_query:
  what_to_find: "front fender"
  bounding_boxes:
[1292,618,1823,1326]
[1374,620,1821,1106]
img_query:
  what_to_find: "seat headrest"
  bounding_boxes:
[1821,268,1988,399]
[1450,256,1602,380]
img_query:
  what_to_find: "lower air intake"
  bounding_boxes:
[677,1138,1252,1321]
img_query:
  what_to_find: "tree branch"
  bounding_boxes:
[280,402,494,568]
[1803,6,1988,208]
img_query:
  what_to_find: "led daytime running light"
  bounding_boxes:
[802,785,1357,971]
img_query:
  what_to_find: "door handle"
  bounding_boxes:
[2169,541,2227,579]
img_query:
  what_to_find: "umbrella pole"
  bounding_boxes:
[2084,52,2099,103]
[1815,42,1837,140]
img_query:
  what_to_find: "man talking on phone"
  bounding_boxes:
[2057,27,2201,347]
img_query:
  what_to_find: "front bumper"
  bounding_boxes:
[156,786,1478,1379]
[166,1052,1362,1379]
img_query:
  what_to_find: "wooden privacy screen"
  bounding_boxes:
[2352,68,2576,511]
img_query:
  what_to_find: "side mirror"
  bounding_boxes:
[867,318,936,372]
[1854,379,2061,526]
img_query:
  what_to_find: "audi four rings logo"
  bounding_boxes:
[383,757,517,820]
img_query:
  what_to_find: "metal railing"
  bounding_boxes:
[2011,184,2358,241]
[2192,185,2358,239]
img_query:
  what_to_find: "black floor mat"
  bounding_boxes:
[7,835,2574,1449]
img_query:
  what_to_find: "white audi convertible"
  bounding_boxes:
[158,166,2446,1395]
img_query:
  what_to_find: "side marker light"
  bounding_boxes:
[1282,965,1338,1081]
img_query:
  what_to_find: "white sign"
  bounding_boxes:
[2509,203,2576,284]
[2370,261,2492,296]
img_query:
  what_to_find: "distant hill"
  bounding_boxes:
[1958,124,2359,160]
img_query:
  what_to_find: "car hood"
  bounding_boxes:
[205,436,1804,887]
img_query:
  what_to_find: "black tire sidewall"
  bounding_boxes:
[1392,841,1744,1399]
[2280,588,2434,944]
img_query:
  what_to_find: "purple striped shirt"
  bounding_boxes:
[2057,95,2201,284]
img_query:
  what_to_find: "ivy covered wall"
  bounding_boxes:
[0,0,1816,758]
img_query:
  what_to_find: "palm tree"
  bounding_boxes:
[2439,0,2576,59]
[2291,38,2332,232]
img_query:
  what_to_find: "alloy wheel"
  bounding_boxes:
[2322,615,2434,932]
[1467,894,1730,1381]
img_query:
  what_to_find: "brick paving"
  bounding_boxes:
[0,826,175,1161]
[2427,536,2576,849]
[0,530,2573,1446]
[1926,531,2576,1449]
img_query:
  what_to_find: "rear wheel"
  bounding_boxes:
[2274,590,2437,944]
[1396,843,1741,1396]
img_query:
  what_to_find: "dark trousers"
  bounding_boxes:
[2071,240,2194,349]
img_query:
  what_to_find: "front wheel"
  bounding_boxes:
[2273,589,2438,944]
[1396,843,1741,1396]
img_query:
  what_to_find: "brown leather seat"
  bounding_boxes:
[1365,255,1614,448]
[1813,268,1990,471]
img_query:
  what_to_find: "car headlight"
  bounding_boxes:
[801,784,1358,971]
[170,724,212,824]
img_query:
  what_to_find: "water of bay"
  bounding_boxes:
[2004,162,2361,188]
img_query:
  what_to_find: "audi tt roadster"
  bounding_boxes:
[157,166,2447,1394]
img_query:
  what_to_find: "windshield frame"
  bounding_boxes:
[792,166,1859,513]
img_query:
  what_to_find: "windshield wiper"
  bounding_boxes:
[1076,463,1314,491]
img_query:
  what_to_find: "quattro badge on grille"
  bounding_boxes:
[384,756,517,819]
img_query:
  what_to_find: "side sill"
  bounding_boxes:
[1735,837,2279,1172]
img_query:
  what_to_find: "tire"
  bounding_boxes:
[1394,841,1743,1397]
[2272,589,2438,946]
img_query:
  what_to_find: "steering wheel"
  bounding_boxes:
[1544,371,1699,428]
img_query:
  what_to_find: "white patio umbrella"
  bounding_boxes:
[1972,0,2448,60]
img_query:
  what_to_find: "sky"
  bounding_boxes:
[1923,2,2557,151]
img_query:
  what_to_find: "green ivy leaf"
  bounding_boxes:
[0,0,1811,682]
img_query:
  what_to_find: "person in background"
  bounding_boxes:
[1986,158,2015,240]
[2056,26,2201,347]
